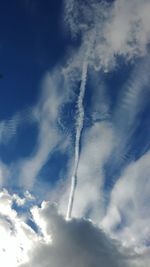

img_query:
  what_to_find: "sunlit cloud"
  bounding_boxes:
[0,0,149,266]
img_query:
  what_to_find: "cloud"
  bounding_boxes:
[0,161,10,187]
[101,151,150,252]
[0,190,129,267]
[60,122,114,222]
[64,0,150,70]
[0,2,149,265]
[49,54,150,225]
[131,251,150,267]
[18,68,71,188]
[0,119,17,144]
[0,108,32,146]
[2,0,150,193]
[55,56,150,219]
[0,190,36,267]
[106,0,150,58]
[0,188,149,267]
[20,200,129,267]
[0,189,148,267]
[107,57,150,171]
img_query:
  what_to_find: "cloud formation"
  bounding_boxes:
[0,189,149,267]
[22,202,130,267]
[18,69,71,188]
[0,190,132,267]
[0,1,150,265]
[101,151,150,251]
[0,190,36,267]
[64,0,150,70]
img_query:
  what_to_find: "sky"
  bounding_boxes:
[0,0,150,266]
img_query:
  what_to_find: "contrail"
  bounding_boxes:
[66,58,89,220]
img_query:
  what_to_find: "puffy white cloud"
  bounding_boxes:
[0,190,129,267]
[0,190,37,267]
[13,190,35,206]
[0,189,148,267]
[21,201,129,267]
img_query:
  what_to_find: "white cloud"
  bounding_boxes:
[57,121,115,222]
[0,119,17,144]
[2,0,150,192]
[0,190,37,267]
[101,151,150,252]
[21,200,129,267]
[12,190,35,206]
[18,69,71,188]
[72,122,114,220]
[0,191,122,266]
[0,108,31,145]
[50,54,150,226]
[0,162,9,187]
[0,189,148,267]
[106,0,150,59]
[64,0,150,70]
[0,2,149,266]
[109,58,150,167]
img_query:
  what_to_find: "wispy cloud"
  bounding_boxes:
[64,0,150,70]
[0,1,150,265]
[0,108,32,145]
[18,69,71,188]
[105,58,150,177]
[101,151,150,252]
[58,121,114,222]
[0,162,10,187]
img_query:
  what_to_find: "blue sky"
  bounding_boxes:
[0,0,150,266]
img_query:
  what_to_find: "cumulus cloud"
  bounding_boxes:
[21,200,130,267]
[0,190,36,267]
[0,188,149,267]
[0,190,131,267]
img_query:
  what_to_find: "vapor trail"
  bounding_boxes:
[66,58,89,220]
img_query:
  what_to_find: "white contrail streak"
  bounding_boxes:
[66,58,89,220]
